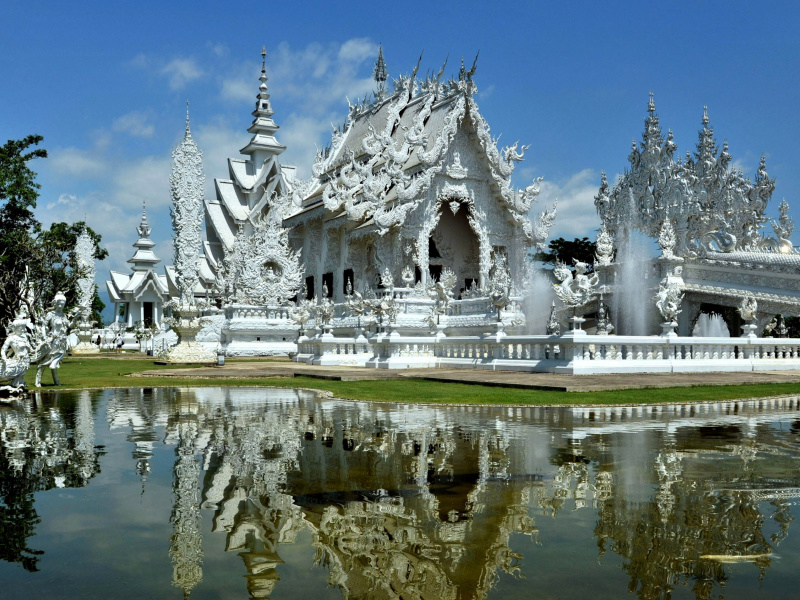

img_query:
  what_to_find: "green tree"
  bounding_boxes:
[535,237,598,271]
[0,136,107,333]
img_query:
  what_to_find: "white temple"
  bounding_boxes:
[106,203,169,329]
[192,49,555,363]
[151,48,800,373]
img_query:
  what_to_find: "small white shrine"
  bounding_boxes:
[106,203,169,329]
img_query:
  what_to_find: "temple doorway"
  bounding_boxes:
[429,203,480,296]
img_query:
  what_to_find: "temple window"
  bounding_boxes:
[305,276,315,300]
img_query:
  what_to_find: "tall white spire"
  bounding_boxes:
[240,46,286,157]
[170,103,205,304]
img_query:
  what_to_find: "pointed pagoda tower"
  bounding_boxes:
[203,46,293,271]
[106,202,169,329]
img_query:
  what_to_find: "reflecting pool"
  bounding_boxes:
[1,388,800,599]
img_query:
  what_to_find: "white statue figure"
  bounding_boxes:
[401,265,415,286]
[315,283,334,330]
[428,267,457,326]
[552,261,599,309]
[35,291,74,387]
[738,294,758,322]
[655,267,685,332]
[545,301,561,336]
[595,294,614,335]
[1,317,33,394]
[738,294,759,337]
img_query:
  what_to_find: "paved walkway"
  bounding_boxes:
[136,360,800,392]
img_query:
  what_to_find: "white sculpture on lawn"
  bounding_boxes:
[35,291,74,386]
[164,104,215,363]
[0,317,33,395]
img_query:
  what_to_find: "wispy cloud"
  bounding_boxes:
[130,53,204,90]
[535,168,602,241]
[160,57,203,90]
[49,147,106,177]
[112,111,155,138]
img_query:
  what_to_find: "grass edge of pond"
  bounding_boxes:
[18,357,800,407]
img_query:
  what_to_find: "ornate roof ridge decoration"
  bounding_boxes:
[170,102,205,305]
[202,47,303,265]
[308,51,555,246]
[595,94,784,258]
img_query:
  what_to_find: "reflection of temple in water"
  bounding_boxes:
[104,389,800,599]
[3,389,800,598]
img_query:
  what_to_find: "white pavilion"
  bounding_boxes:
[106,203,169,329]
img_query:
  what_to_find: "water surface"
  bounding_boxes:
[1,387,799,599]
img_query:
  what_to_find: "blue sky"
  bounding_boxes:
[2,1,799,320]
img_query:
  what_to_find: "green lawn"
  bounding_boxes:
[21,357,800,406]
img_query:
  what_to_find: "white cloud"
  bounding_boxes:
[207,42,229,58]
[113,111,155,138]
[160,57,203,90]
[220,78,253,103]
[49,147,105,177]
[534,168,602,241]
[114,155,172,210]
[45,193,77,210]
[479,83,495,99]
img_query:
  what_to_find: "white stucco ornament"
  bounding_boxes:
[225,220,303,306]
[170,104,205,307]
[595,224,614,267]
[655,266,685,332]
[596,94,781,256]
[553,261,598,308]
[73,226,100,354]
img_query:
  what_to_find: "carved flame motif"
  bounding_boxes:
[170,117,205,306]
[75,227,96,312]
[224,221,304,306]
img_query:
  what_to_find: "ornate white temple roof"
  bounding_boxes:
[282,53,554,246]
[106,203,169,303]
[202,47,292,264]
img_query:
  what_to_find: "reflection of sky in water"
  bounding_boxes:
[1,388,800,599]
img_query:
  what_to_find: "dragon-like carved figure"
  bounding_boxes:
[552,261,599,308]
[500,141,528,177]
